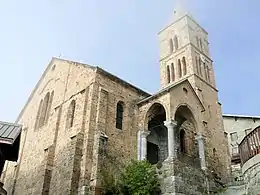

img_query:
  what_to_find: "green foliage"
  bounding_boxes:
[101,160,160,195]
[121,160,160,195]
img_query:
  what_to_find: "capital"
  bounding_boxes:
[195,134,204,141]
[164,119,177,128]
[140,130,150,138]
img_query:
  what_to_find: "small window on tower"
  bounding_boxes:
[169,39,174,53]
[166,65,170,83]
[182,57,187,75]
[174,36,179,50]
[171,63,175,82]
[178,59,182,78]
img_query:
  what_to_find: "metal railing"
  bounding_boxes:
[239,125,260,165]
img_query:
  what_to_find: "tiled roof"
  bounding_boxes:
[0,121,22,145]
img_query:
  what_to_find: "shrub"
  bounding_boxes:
[101,160,160,195]
[120,160,160,195]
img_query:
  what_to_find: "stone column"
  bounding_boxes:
[196,134,207,170]
[164,120,178,159]
[138,130,150,160]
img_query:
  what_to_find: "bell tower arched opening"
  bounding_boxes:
[174,105,198,161]
[146,103,167,164]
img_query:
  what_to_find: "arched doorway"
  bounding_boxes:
[146,103,167,164]
[174,105,198,159]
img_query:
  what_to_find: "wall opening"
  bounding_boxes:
[146,103,167,164]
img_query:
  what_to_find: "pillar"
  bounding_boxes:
[164,120,178,159]
[138,130,150,160]
[196,134,207,170]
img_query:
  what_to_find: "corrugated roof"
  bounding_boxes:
[0,121,22,145]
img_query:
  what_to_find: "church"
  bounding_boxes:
[1,6,231,195]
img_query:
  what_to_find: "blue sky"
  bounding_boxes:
[0,0,260,122]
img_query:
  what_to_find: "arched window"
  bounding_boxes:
[178,59,182,78]
[174,36,179,50]
[35,100,43,130]
[166,65,170,83]
[199,38,203,51]
[195,57,200,75]
[207,66,211,82]
[116,102,124,130]
[199,58,203,76]
[203,62,207,80]
[196,36,200,48]
[182,57,187,75]
[169,39,174,53]
[180,129,186,153]
[171,63,175,82]
[67,100,76,129]
[39,92,50,127]
[45,91,54,125]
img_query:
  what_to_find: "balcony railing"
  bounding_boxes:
[239,125,260,165]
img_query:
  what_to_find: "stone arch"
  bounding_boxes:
[173,103,198,132]
[144,101,169,130]
[173,104,199,159]
[144,102,168,164]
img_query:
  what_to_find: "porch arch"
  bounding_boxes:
[144,102,168,164]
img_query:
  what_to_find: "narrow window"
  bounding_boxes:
[182,57,187,75]
[166,65,170,83]
[206,66,210,82]
[169,39,174,53]
[67,100,76,129]
[213,148,217,157]
[203,62,207,80]
[178,59,182,78]
[39,92,50,127]
[171,63,175,82]
[199,58,203,76]
[35,100,43,130]
[116,102,124,130]
[199,38,203,51]
[196,57,199,75]
[45,91,54,125]
[196,36,200,48]
[230,132,238,142]
[180,129,186,153]
[174,36,179,50]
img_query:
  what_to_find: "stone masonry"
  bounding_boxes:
[2,6,231,195]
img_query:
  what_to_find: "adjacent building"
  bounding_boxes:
[223,114,260,181]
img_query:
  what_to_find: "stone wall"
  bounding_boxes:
[2,59,96,195]
[242,154,260,194]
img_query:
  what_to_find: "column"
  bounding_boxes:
[164,120,177,159]
[196,134,207,170]
[138,130,150,160]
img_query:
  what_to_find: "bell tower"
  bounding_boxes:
[158,5,216,89]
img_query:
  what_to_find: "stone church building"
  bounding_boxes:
[2,8,230,195]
